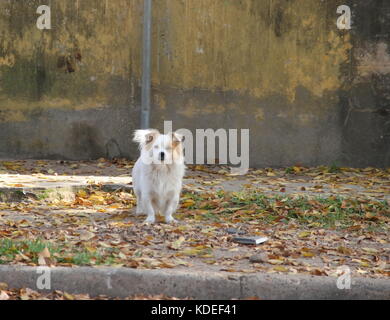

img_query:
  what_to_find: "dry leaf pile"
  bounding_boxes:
[0,160,388,283]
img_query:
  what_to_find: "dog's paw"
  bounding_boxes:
[165,216,178,224]
[143,216,156,224]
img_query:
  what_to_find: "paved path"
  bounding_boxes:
[0,159,388,202]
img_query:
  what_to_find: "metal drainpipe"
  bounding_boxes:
[140,0,152,129]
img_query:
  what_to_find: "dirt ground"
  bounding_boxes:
[0,159,389,288]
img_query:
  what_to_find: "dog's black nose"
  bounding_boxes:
[159,152,165,161]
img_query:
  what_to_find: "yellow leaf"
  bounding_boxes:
[84,245,97,253]
[177,225,189,231]
[109,222,133,228]
[182,249,199,256]
[273,266,289,272]
[301,251,315,257]
[170,236,185,250]
[252,169,264,174]
[181,246,212,257]
[77,190,88,198]
[298,231,311,238]
[0,283,8,291]
[268,259,285,265]
[352,259,371,268]
[63,292,75,300]
[88,195,106,205]
[182,199,195,208]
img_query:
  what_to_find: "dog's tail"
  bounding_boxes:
[133,129,159,149]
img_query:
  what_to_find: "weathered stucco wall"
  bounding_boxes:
[0,0,389,167]
[0,0,143,159]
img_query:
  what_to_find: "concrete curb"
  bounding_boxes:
[0,266,389,300]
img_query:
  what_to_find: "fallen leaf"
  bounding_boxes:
[362,247,379,254]
[273,266,289,272]
[169,236,185,250]
[38,247,52,266]
[64,292,75,300]
[0,291,9,300]
[298,231,311,238]
[182,199,196,208]
[337,246,352,255]
[268,259,285,265]
[79,230,95,241]
[301,251,315,258]
[0,283,8,291]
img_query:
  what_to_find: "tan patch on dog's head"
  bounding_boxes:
[171,132,184,161]
[133,129,160,150]
[144,130,160,151]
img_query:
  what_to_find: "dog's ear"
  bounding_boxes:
[172,131,185,144]
[133,129,159,148]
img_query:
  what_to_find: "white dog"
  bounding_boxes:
[132,129,185,224]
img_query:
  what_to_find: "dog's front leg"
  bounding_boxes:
[134,191,143,215]
[142,199,156,224]
[164,197,179,224]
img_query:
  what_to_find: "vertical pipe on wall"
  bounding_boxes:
[141,0,152,129]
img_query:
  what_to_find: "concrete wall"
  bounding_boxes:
[0,0,389,167]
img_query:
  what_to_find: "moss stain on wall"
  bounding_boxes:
[0,0,143,122]
[153,0,351,107]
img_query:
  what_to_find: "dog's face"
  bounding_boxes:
[134,129,184,164]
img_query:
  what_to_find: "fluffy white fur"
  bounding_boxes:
[132,129,185,224]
